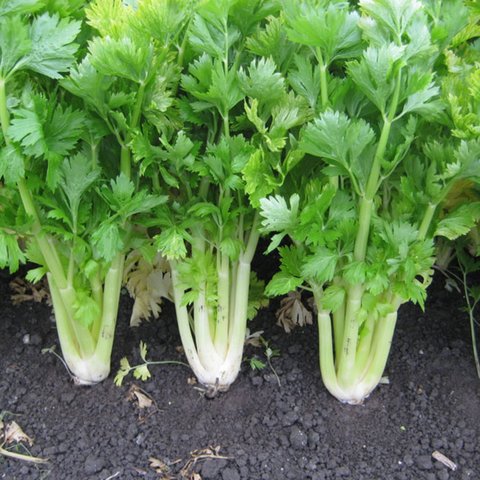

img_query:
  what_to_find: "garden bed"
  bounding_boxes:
[0,267,479,480]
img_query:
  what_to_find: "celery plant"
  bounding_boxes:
[258,0,480,403]
[440,0,480,377]
[438,0,480,262]
[0,2,165,384]
[131,0,309,392]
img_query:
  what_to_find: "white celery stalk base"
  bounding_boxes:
[170,255,254,392]
[62,353,111,385]
[47,253,124,386]
[315,288,401,405]
[192,355,243,391]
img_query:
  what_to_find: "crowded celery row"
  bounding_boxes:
[0,0,478,404]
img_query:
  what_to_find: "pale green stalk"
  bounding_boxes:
[222,257,251,372]
[90,272,104,341]
[120,147,131,181]
[229,259,238,330]
[0,78,9,139]
[120,80,146,178]
[214,252,230,357]
[170,260,210,380]
[194,287,223,370]
[313,286,345,398]
[57,283,95,357]
[418,203,437,240]
[95,253,124,365]
[352,314,376,380]
[225,219,260,362]
[169,214,260,389]
[48,273,80,363]
[315,48,329,110]
[357,307,400,400]
[315,47,338,190]
[332,289,345,356]
[337,70,402,388]
[336,283,363,388]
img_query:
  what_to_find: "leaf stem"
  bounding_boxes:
[353,69,402,261]
[214,252,230,357]
[337,283,363,387]
[462,267,480,378]
[267,355,281,388]
[131,82,146,129]
[120,147,131,180]
[124,359,190,375]
[120,79,146,179]
[366,70,402,197]
[170,260,210,380]
[315,49,338,188]
[244,212,260,263]
[313,286,345,399]
[418,202,437,240]
[95,253,124,363]
[315,48,329,110]
[0,78,9,141]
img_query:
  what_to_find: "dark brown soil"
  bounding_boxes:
[0,267,479,480]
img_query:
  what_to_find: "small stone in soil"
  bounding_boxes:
[201,458,228,479]
[84,454,106,475]
[335,466,351,477]
[464,442,475,452]
[257,452,269,462]
[43,446,57,456]
[60,391,75,404]
[289,425,307,449]
[239,465,249,478]
[77,438,89,449]
[288,345,301,354]
[437,471,450,480]
[278,433,289,447]
[23,333,42,345]
[308,431,320,447]
[416,454,433,470]
[263,373,277,384]
[432,438,443,449]
[222,466,241,480]
[282,411,299,427]
[126,423,138,439]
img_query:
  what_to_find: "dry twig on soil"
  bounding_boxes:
[0,418,48,464]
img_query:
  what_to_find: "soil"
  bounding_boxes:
[0,262,479,480]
